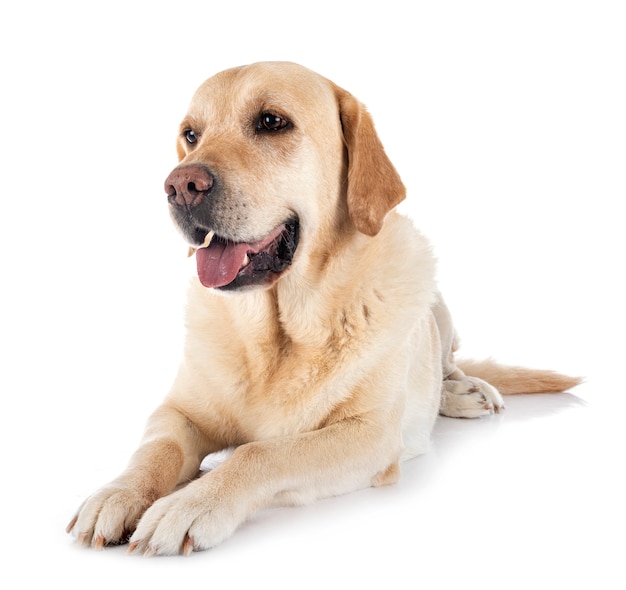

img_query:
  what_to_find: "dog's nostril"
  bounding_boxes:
[188,176,213,194]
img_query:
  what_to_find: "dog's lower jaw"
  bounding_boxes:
[212,219,300,292]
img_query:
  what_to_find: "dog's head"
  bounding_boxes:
[165,61,405,292]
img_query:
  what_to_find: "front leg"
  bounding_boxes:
[128,414,401,556]
[66,404,213,548]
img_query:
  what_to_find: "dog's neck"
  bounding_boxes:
[273,226,383,348]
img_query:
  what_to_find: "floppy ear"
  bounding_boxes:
[337,89,406,236]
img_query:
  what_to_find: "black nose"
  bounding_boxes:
[165,165,214,208]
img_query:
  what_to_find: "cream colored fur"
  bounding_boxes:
[67,62,580,556]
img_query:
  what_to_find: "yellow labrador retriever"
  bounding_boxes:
[67,61,580,556]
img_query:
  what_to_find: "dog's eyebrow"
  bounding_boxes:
[179,116,202,133]
[246,93,292,114]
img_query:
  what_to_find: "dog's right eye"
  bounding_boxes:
[184,129,198,145]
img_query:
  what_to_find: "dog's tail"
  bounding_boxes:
[457,358,583,395]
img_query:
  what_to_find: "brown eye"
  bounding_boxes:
[257,113,290,132]
[184,129,198,144]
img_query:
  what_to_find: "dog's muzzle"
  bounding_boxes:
[165,165,299,291]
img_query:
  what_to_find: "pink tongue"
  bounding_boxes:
[196,241,249,288]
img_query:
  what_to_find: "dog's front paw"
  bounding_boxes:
[66,483,155,549]
[128,477,241,556]
[440,376,505,418]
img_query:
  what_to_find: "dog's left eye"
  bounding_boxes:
[257,113,291,132]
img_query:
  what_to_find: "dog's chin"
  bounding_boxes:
[193,219,299,293]
[217,265,288,292]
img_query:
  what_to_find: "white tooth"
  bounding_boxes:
[242,254,250,267]
[201,230,215,248]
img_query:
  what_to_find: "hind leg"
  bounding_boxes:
[433,293,505,418]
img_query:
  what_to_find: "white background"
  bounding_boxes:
[1,1,624,588]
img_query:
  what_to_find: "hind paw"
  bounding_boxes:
[440,377,505,418]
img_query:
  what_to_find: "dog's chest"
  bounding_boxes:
[182,286,373,440]
[222,337,359,439]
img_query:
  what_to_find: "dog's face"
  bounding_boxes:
[165,61,405,292]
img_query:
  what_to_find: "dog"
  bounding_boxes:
[67,61,580,556]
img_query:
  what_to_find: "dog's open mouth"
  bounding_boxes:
[194,220,299,291]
